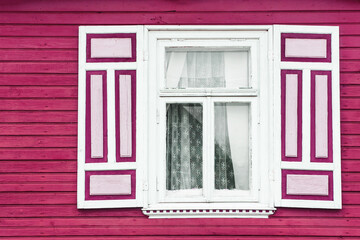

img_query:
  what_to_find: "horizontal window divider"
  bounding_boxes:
[159,89,258,97]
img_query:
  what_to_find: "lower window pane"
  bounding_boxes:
[214,102,250,190]
[166,103,203,190]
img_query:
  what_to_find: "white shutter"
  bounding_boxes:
[274,25,341,209]
[77,26,144,209]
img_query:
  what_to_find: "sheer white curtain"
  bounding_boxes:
[165,51,249,191]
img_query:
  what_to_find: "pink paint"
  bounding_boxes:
[282,169,333,201]
[89,174,132,195]
[115,70,136,162]
[90,75,104,158]
[315,75,329,158]
[86,71,107,163]
[91,38,132,58]
[281,70,302,162]
[311,71,333,163]
[286,174,329,196]
[85,170,136,200]
[281,33,331,62]
[285,74,299,157]
[285,38,327,59]
[86,33,136,63]
[119,75,132,157]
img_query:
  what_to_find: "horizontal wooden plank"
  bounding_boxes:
[0,225,360,237]
[0,62,77,74]
[340,48,360,60]
[340,61,360,72]
[0,86,77,98]
[340,73,360,85]
[0,136,76,147]
[273,206,360,218]
[0,25,77,37]
[1,12,360,25]
[343,193,360,204]
[341,85,360,97]
[0,49,77,61]
[0,192,75,204]
[2,0,360,12]
[343,182,360,192]
[0,173,76,182]
[0,111,77,123]
[342,123,360,134]
[341,98,360,110]
[0,99,77,110]
[341,36,360,48]
[0,161,76,172]
[0,37,76,49]
[343,173,360,182]
[0,205,144,217]
[0,74,77,86]
[0,149,76,160]
[341,110,360,122]
[341,147,360,160]
[0,123,76,135]
[0,183,76,192]
[1,217,360,228]
[342,135,360,146]
[343,159,360,170]
[0,23,358,38]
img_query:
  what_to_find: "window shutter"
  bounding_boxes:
[274,25,341,209]
[77,26,144,209]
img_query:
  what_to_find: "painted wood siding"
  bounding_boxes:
[0,0,359,238]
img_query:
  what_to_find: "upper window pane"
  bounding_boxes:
[165,49,249,89]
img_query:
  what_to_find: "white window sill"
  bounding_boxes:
[142,207,276,219]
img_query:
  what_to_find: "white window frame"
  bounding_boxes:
[143,26,275,218]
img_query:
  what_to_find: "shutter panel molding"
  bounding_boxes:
[78,26,144,209]
[274,25,341,209]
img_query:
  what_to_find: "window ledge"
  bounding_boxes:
[142,208,276,219]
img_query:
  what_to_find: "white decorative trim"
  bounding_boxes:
[143,208,275,219]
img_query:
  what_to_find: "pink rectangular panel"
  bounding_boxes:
[91,38,132,58]
[281,70,302,162]
[89,174,131,195]
[90,75,103,158]
[87,34,136,63]
[282,170,333,201]
[315,75,328,158]
[281,33,331,62]
[311,71,332,163]
[285,38,327,58]
[85,170,135,200]
[286,174,329,196]
[119,75,132,157]
[285,74,298,157]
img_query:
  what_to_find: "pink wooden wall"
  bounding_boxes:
[0,0,360,238]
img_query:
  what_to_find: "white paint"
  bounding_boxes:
[90,75,104,158]
[285,74,298,157]
[119,75,132,157]
[285,38,327,58]
[273,25,341,210]
[286,174,329,196]
[90,175,132,195]
[315,75,328,158]
[91,38,132,58]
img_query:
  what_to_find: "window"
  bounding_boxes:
[77,25,341,218]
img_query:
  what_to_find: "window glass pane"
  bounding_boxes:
[214,102,249,190]
[166,103,203,190]
[165,49,249,89]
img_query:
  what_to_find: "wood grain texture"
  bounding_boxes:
[0,0,359,238]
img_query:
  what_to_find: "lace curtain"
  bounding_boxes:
[165,51,248,191]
